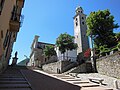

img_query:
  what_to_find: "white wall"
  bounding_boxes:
[27,53,35,66]
[55,47,77,62]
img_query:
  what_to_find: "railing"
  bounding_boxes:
[58,56,77,62]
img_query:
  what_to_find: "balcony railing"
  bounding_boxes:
[9,12,24,32]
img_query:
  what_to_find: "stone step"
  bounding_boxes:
[75,83,100,87]
[0,80,28,84]
[70,80,90,84]
[3,73,21,75]
[3,71,21,74]
[0,88,32,90]
[0,74,22,77]
[0,78,25,81]
[60,77,75,79]
[65,78,81,81]
[53,74,70,77]
[0,76,23,78]
[0,83,30,88]
[81,87,113,90]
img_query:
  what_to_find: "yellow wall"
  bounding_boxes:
[0,0,24,73]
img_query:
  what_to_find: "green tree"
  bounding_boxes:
[115,32,120,42]
[44,45,56,59]
[56,33,78,60]
[86,9,119,72]
[86,9,119,49]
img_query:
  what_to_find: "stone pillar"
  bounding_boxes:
[11,57,18,66]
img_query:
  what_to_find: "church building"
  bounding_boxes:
[28,6,89,67]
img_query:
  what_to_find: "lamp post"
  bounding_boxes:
[24,55,29,66]
[24,55,28,59]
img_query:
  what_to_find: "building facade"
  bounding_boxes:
[28,35,57,67]
[73,6,89,55]
[55,47,77,62]
[0,0,25,72]
[28,6,89,67]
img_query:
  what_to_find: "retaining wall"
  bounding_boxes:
[96,51,120,78]
[42,61,76,73]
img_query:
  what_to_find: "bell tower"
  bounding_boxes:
[73,6,89,55]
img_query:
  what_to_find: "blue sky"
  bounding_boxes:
[10,0,120,63]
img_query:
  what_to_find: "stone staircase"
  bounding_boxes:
[51,74,113,90]
[0,66,32,90]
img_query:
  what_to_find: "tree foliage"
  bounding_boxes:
[86,9,119,50]
[115,32,120,42]
[44,45,56,59]
[56,33,78,54]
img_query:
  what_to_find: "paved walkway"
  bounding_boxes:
[26,69,113,90]
[21,69,80,90]
[70,73,120,89]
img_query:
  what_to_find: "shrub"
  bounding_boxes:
[99,45,110,56]
[112,46,118,52]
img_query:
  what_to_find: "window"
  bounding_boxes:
[82,22,84,25]
[13,33,15,38]
[78,11,80,13]
[11,5,17,20]
[81,11,83,13]
[75,18,78,26]
[45,58,47,62]
[1,30,3,38]
[82,17,84,20]
[76,18,78,21]
[3,30,8,49]
[5,32,12,57]
[76,22,78,26]
[0,0,5,15]
[43,45,45,48]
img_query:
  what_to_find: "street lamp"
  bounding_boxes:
[24,55,28,59]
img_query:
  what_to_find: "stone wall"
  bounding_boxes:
[64,62,92,74]
[42,61,61,73]
[96,51,120,78]
[42,56,58,65]
[42,61,76,73]
[0,55,8,73]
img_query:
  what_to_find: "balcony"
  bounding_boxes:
[9,12,24,32]
[17,0,25,8]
